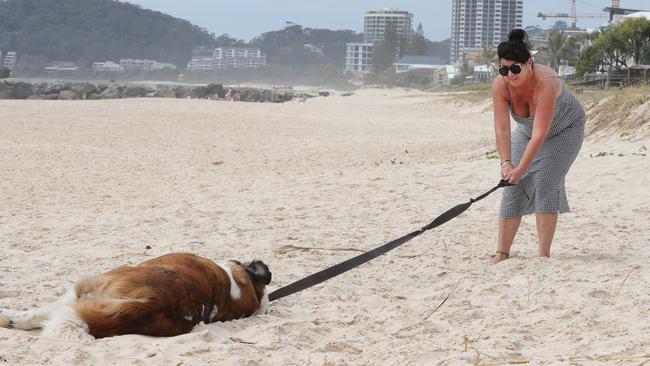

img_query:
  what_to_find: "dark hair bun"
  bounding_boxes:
[507,29,531,50]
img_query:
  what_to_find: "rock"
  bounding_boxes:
[10,82,36,99]
[0,81,296,103]
[122,85,150,97]
[58,90,79,100]
[99,85,122,99]
[192,86,211,99]
[318,91,330,97]
[174,86,192,98]
[42,82,66,95]
[206,83,223,95]
[70,82,96,99]
[155,88,176,98]
[0,81,11,99]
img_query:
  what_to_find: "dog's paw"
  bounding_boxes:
[0,309,13,328]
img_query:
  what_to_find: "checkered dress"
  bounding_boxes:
[500,78,585,218]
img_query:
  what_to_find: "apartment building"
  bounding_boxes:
[119,59,177,71]
[363,8,414,43]
[213,47,267,69]
[344,43,374,74]
[450,0,523,65]
[187,47,267,71]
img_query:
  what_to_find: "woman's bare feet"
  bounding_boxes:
[491,251,510,264]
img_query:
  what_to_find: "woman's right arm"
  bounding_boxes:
[492,78,513,179]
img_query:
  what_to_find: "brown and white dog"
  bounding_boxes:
[0,253,271,341]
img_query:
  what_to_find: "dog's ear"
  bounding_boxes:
[244,260,272,285]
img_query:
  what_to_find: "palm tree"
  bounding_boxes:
[546,30,577,72]
[479,46,498,74]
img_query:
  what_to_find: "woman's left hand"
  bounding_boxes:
[507,167,524,185]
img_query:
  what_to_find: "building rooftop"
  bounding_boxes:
[364,8,412,15]
[396,55,448,66]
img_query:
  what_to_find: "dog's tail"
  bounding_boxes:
[72,275,193,338]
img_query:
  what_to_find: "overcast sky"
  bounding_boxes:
[122,0,650,42]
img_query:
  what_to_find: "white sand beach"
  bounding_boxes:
[0,88,648,365]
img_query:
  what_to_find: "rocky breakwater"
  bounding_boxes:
[0,80,301,103]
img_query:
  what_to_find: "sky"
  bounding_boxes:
[122,0,650,42]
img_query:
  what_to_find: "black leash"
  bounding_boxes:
[268,179,513,302]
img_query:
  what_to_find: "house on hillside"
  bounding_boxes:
[394,55,449,85]
[45,61,79,72]
[3,52,17,69]
[92,61,124,72]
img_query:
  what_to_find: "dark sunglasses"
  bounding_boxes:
[498,64,522,76]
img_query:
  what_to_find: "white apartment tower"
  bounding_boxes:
[363,8,414,43]
[344,43,374,73]
[450,0,523,64]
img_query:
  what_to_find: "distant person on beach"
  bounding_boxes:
[490,29,585,264]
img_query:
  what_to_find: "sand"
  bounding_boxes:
[0,88,648,365]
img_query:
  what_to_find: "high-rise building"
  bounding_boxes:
[345,8,414,75]
[363,8,414,43]
[450,0,523,65]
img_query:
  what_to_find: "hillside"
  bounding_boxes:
[0,0,218,67]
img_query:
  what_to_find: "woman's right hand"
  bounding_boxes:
[501,163,514,180]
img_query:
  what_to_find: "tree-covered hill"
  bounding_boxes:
[250,25,362,67]
[0,0,218,67]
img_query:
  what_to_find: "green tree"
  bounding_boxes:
[594,28,629,71]
[643,44,650,64]
[373,23,399,74]
[575,44,603,76]
[617,17,650,65]
[0,67,10,78]
[552,21,569,30]
[407,22,428,55]
[546,30,576,71]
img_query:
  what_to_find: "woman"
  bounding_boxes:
[491,29,585,264]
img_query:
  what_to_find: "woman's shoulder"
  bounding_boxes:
[535,65,563,99]
[534,64,561,80]
[491,76,509,100]
[491,76,507,92]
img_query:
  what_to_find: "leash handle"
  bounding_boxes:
[499,179,514,187]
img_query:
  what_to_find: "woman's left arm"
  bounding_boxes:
[509,79,561,184]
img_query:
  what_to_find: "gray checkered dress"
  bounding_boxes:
[500,78,585,218]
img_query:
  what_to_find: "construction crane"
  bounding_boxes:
[537,0,616,30]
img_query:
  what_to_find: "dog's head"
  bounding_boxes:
[228,260,271,315]
[242,260,272,285]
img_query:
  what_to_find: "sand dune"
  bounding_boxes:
[0,89,648,365]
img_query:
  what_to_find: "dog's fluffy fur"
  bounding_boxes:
[0,253,271,340]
